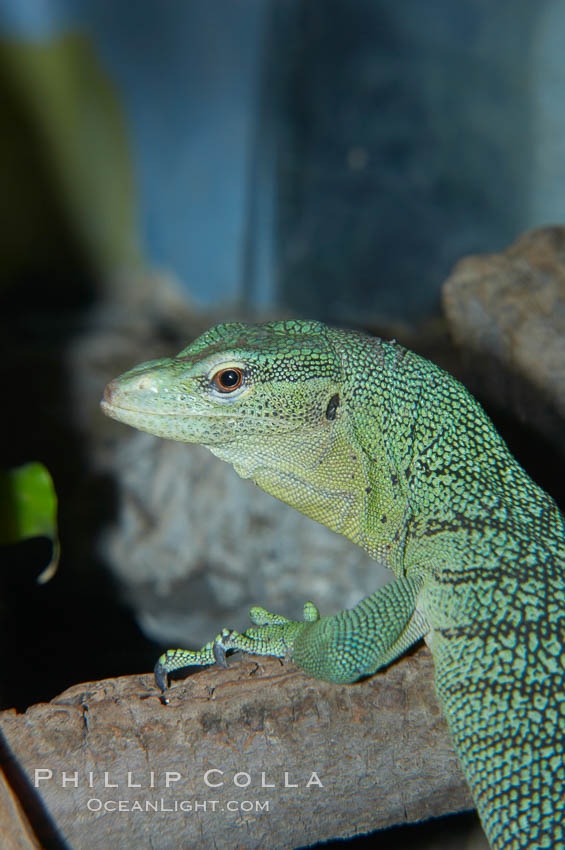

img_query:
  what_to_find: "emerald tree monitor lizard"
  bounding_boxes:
[101,320,565,850]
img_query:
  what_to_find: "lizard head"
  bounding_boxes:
[101,320,345,458]
[102,319,382,540]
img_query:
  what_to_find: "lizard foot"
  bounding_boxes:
[153,602,321,692]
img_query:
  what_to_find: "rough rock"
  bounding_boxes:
[442,225,565,452]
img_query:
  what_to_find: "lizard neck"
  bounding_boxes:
[207,408,411,572]
[207,421,370,544]
[333,329,565,583]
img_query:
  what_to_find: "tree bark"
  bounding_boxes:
[0,647,474,850]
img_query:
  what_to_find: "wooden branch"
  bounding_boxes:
[0,647,473,849]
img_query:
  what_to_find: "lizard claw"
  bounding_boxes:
[212,638,229,668]
[150,605,315,692]
[154,660,168,693]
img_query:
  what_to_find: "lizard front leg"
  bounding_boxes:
[154,576,427,690]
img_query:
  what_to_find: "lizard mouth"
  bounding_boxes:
[102,384,152,416]
[101,382,226,422]
[101,384,175,426]
[100,397,197,422]
[101,382,192,417]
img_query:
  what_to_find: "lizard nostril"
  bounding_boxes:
[134,375,159,392]
[117,376,154,393]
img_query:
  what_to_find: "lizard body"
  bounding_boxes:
[101,320,565,849]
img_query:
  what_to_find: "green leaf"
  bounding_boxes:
[0,462,59,582]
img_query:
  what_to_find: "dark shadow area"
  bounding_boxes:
[0,536,160,712]
[0,302,161,712]
[309,810,483,849]
[0,57,160,711]
[0,725,72,849]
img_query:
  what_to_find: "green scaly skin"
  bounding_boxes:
[101,320,565,850]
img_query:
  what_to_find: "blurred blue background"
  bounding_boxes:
[1,0,565,323]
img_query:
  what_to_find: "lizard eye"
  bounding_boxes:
[212,368,244,393]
